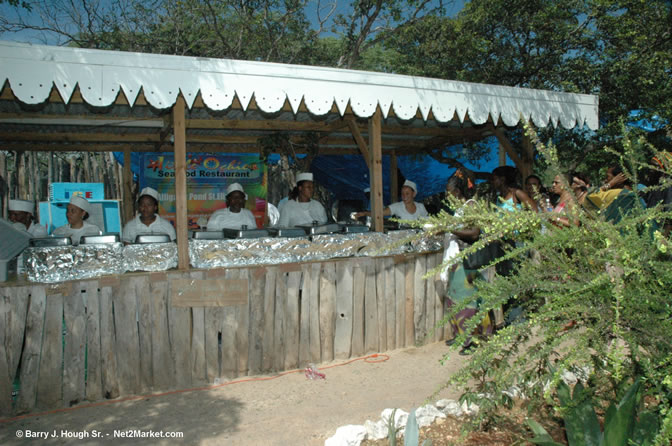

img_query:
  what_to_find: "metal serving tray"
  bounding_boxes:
[222,228,270,239]
[80,234,120,244]
[266,227,307,238]
[29,237,72,247]
[190,231,224,240]
[134,234,172,244]
[339,224,370,234]
[296,223,342,235]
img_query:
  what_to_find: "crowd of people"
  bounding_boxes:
[437,157,672,354]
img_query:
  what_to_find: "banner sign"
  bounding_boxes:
[139,153,267,229]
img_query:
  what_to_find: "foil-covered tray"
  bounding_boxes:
[266,227,307,238]
[135,234,172,244]
[29,237,72,247]
[296,223,342,235]
[190,231,224,240]
[24,243,124,283]
[222,228,270,239]
[80,234,120,244]
[123,243,178,272]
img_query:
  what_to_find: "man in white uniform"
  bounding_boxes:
[354,179,428,221]
[278,172,327,227]
[122,187,176,244]
[206,183,258,230]
[8,199,48,237]
[52,195,102,245]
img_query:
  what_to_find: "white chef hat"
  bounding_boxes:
[296,172,314,184]
[402,180,417,194]
[226,182,248,200]
[8,199,34,214]
[69,195,91,214]
[139,187,160,203]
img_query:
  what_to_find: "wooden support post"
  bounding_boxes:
[122,147,134,225]
[499,143,506,166]
[369,108,383,233]
[390,151,398,204]
[173,96,190,270]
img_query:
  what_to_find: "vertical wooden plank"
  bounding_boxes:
[113,277,141,395]
[248,267,266,375]
[395,262,405,348]
[413,255,427,345]
[122,147,133,224]
[272,271,287,371]
[334,262,353,360]
[308,263,321,364]
[16,286,47,413]
[390,151,399,204]
[261,267,276,372]
[191,306,206,384]
[99,286,119,400]
[173,95,190,270]
[63,285,86,406]
[168,275,192,387]
[221,270,239,378]
[319,262,336,362]
[235,269,250,377]
[284,270,301,370]
[298,265,311,367]
[0,289,15,414]
[137,276,153,392]
[190,272,207,384]
[150,279,174,390]
[364,261,378,353]
[351,261,366,358]
[7,287,28,388]
[36,292,63,409]
[384,258,396,350]
[84,282,102,402]
[205,306,223,383]
[375,258,387,352]
[404,259,415,347]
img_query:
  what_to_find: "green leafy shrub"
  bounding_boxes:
[413,123,672,444]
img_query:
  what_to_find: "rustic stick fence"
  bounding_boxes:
[0,252,448,416]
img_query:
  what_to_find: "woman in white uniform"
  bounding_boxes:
[206,183,258,230]
[122,187,176,244]
[52,195,102,245]
[355,179,428,221]
[277,172,327,227]
[8,199,48,237]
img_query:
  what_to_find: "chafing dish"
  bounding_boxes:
[134,234,172,244]
[266,227,307,238]
[29,237,72,247]
[80,234,120,244]
[190,230,224,240]
[296,223,342,235]
[339,224,370,234]
[222,228,270,239]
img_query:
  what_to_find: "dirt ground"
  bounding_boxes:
[1,341,469,446]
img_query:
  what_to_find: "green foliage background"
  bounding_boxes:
[415,125,672,443]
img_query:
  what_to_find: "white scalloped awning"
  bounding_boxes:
[0,41,599,130]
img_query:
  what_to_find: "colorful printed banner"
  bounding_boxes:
[139,153,267,229]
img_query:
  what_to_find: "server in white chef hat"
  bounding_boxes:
[277,172,327,227]
[122,187,176,244]
[52,195,102,245]
[8,199,47,237]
